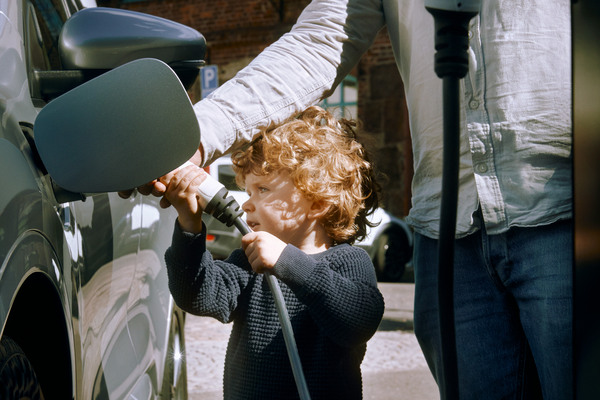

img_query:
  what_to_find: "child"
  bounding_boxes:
[163,106,385,399]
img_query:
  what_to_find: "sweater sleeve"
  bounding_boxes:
[164,221,254,323]
[273,244,384,347]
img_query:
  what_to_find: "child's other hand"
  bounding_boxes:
[242,231,287,273]
[163,165,208,234]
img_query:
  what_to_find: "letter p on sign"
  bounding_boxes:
[201,65,219,99]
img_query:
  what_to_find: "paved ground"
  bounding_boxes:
[184,283,439,399]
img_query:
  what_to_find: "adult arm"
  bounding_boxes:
[195,0,385,165]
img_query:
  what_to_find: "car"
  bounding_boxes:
[1,1,205,398]
[203,156,413,282]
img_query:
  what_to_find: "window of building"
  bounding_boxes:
[320,75,358,119]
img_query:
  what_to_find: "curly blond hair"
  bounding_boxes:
[231,106,379,244]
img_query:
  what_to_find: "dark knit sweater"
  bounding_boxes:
[165,222,385,400]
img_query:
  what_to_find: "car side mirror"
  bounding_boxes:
[34,58,200,202]
[36,7,206,100]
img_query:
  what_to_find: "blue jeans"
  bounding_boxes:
[413,219,573,400]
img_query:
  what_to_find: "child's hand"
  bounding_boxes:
[242,231,287,273]
[162,164,208,234]
[118,149,204,209]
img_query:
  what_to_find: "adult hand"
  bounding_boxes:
[163,164,209,234]
[117,148,204,208]
[242,231,287,274]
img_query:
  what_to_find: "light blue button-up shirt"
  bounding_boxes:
[194,0,572,239]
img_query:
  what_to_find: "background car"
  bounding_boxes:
[203,156,413,282]
[0,1,205,398]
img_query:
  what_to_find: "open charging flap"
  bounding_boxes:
[34,58,200,195]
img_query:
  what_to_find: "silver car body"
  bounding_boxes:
[1,1,204,398]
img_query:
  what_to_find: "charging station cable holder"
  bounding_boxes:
[424,1,481,399]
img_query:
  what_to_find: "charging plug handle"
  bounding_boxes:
[426,7,478,78]
[204,187,244,227]
[196,174,244,227]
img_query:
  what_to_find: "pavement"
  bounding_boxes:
[184,282,440,399]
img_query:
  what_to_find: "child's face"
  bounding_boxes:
[242,171,317,246]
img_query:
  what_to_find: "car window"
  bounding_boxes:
[29,0,67,70]
[25,0,70,103]
[64,0,79,15]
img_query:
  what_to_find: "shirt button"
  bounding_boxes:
[469,99,480,110]
[475,163,488,173]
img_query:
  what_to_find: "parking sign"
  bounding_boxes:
[201,65,219,99]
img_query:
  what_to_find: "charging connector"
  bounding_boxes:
[197,176,244,227]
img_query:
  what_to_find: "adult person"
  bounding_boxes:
[125,1,573,398]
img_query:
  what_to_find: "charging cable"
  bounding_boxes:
[194,169,312,400]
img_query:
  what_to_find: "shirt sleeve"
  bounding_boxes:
[164,221,253,323]
[194,0,386,165]
[273,244,385,347]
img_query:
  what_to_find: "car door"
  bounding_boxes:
[73,190,179,399]
[124,194,180,398]
[71,192,145,398]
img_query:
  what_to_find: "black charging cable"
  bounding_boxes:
[425,2,480,399]
[196,174,312,400]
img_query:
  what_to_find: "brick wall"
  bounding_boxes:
[357,29,412,216]
[98,0,307,66]
[98,0,412,216]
